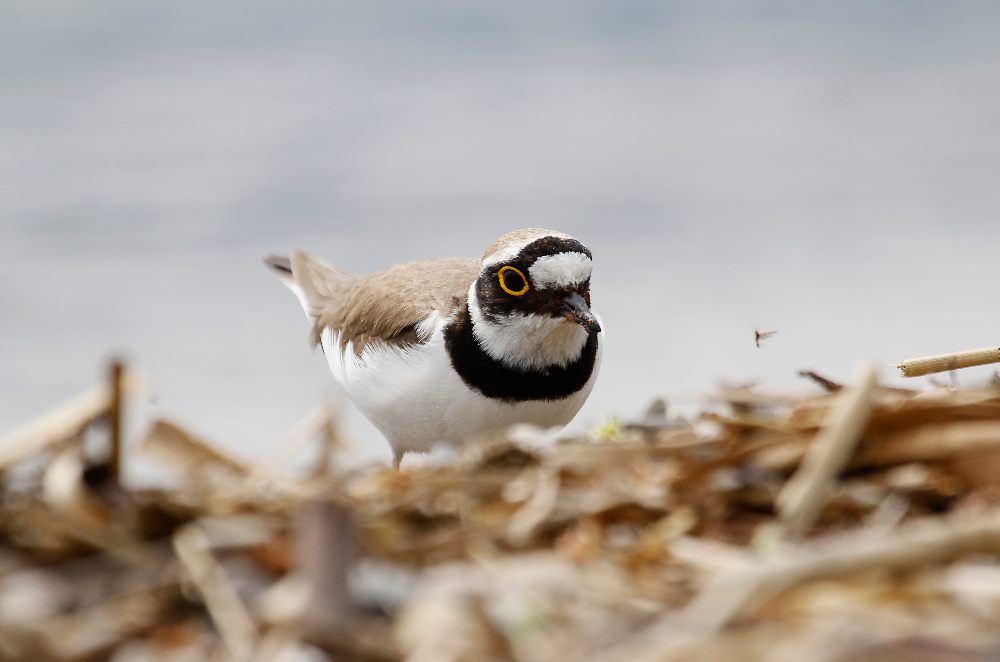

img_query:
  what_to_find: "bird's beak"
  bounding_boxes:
[561,292,601,333]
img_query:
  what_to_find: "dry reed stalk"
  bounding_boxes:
[859,419,1000,465]
[591,510,1000,662]
[0,368,141,471]
[108,360,124,486]
[776,363,879,538]
[506,465,560,545]
[247,395,343,485]
[173,522,259,659]
[140,419,251,478]
[0,585,179,661]
[684,510,1000,633]
[896,346,1000,377]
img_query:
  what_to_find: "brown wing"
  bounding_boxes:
[286,250,359,324]
[316,256,480,354]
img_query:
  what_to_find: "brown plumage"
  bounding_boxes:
[264,229,579,355]
[278,251,480,355]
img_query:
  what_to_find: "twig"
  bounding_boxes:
[0,369,140,472]
[684,510,1000,634]
[294,500,403,659]
[312,398,344,478]
[776,363,878,538]
[297,500,359,629]
[141,419,251,478]
[797,370,842,392]
[590,510,1000,662]
[173,522,259,659]
[108,359,124,487]
[29,506,157,566]
[304,620,401,662]
[859,419,1000,465]
[0,585,179,661]
[896,346,1000,377]
[247,395,343,484]
[668,535,757,574]
[506,466,560,545]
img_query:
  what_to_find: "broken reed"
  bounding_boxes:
[896,345,1000,377]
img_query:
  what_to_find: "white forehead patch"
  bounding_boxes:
[482,246,522,269]
[528,252,593,290]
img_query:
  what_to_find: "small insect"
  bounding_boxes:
[754,329,778,348]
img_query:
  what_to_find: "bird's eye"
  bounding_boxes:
[498,266,529,296]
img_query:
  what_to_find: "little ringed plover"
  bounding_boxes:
[264,228,602,467]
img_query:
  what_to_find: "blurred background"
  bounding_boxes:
[2,0,999,467]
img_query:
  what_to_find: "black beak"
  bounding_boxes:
[561,292,601,333]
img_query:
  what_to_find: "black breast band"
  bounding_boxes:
[443,306,599,403]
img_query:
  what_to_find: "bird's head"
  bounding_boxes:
[468,229,600,371]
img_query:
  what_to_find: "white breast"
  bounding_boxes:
[320,315,602,458]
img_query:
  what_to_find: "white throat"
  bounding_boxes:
[467,285,590,371]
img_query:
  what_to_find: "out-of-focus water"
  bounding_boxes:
[3,1,1000,467]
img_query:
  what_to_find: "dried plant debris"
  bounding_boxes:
[4,363,1000,660]
[897,346,1000,378]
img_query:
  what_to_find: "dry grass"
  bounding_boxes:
[4,360,1000,661]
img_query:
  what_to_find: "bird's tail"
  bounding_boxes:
[262,251,358,346]
[263,254,293,279]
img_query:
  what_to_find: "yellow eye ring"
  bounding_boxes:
[498,266,530,296]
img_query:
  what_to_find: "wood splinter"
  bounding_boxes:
[896,346,1000,378]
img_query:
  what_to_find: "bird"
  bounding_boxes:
[263,228,602,467]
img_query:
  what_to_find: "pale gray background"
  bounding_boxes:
[3,1,999,466]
